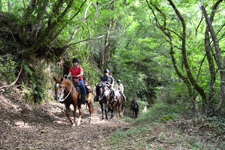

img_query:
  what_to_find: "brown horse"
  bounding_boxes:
[95,83,114,120]
[53,77,93,126]
[113,90,126,117]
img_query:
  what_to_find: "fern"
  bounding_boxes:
[23,64,33,76]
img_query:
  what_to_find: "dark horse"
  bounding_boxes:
[95,83,114,120]
[113,90,126,117]
[130,102,139,118]
[53,77,93,126]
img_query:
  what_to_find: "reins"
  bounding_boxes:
[58,82,73,102]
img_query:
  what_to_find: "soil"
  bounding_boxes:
[0,90,129,150]
[1,89,224,150]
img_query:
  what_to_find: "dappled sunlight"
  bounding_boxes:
[14,121,34,129]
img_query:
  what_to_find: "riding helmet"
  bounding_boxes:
[117,79,121,83]
[72,58,79,63]
[104,69,109,73]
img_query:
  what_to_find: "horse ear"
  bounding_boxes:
[61,77,63,82]
[53,77,57,82]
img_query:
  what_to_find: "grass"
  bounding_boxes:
[107,101,222,149]
[133,102,180,125]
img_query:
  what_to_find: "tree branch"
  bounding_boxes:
[63,35,105,49]
[0,64,23,89]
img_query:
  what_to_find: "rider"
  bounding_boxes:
[131,94,138,106]
[100,69,115,100]
[115,79,125,105]
[67,58,88,103]
[100,69,114,87]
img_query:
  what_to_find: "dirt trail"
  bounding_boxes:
[0,92,129,150]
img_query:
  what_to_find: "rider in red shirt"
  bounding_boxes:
[67,58,88,103]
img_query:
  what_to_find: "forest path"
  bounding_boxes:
[1,91,222,150]
[0,92,129,150]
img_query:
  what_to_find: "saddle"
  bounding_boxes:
[72,78,93,94]
[84,81,93,93]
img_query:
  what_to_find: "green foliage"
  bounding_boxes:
[121,117,133,123]
[22,59,55,104]
[133,102,180,125]
[109,124,151,149]
[1,0,225,117]
[206,116,225,135]
[23,64,33,76]
[0,54,17,83]
[66,47,99,86]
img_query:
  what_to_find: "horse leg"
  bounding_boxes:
[119,104,122,117]
[88,99,93,123]
[77,105,82,126]
[135,110,137,118]
[121,106,124,117]
[72,104,77,127]
[100,102,104,120]
[110,105,114,120]
[105,102,108,120]
[116,105,119,117]
[65,104,73,125]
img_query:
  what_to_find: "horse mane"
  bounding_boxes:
[62,78,77,94]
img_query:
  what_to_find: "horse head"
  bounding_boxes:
[53,77,66,102]
[95,83,104,101]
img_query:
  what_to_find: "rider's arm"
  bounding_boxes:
[67,72,72,78]
[121,84,124,93]
[111,77,114,87]
[76,71,83,78]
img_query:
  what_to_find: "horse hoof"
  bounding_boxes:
[72,124,75,127]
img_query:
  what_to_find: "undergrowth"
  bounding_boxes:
[133,102,180,125]
[108,102,223,149]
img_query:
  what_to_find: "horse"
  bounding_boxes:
[130,102,139,118]
[95,83,114,120]
[113,90,126,117]
[53,77,93,126]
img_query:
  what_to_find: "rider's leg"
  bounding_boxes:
[79,80,88,103]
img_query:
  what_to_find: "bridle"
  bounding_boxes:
[55,82,73,102]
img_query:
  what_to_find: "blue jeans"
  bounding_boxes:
[79,80,86,96]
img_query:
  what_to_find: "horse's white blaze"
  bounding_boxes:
[56,83,59,87]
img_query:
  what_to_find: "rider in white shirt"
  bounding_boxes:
[115,80,124,93]
[115,80,125,105]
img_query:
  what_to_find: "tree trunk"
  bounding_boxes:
[146,0,200,115]
[205,30,216,114]
[201,4,225,114]
[168,0,207,104]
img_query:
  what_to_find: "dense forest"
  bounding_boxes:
[1,0,225,149]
